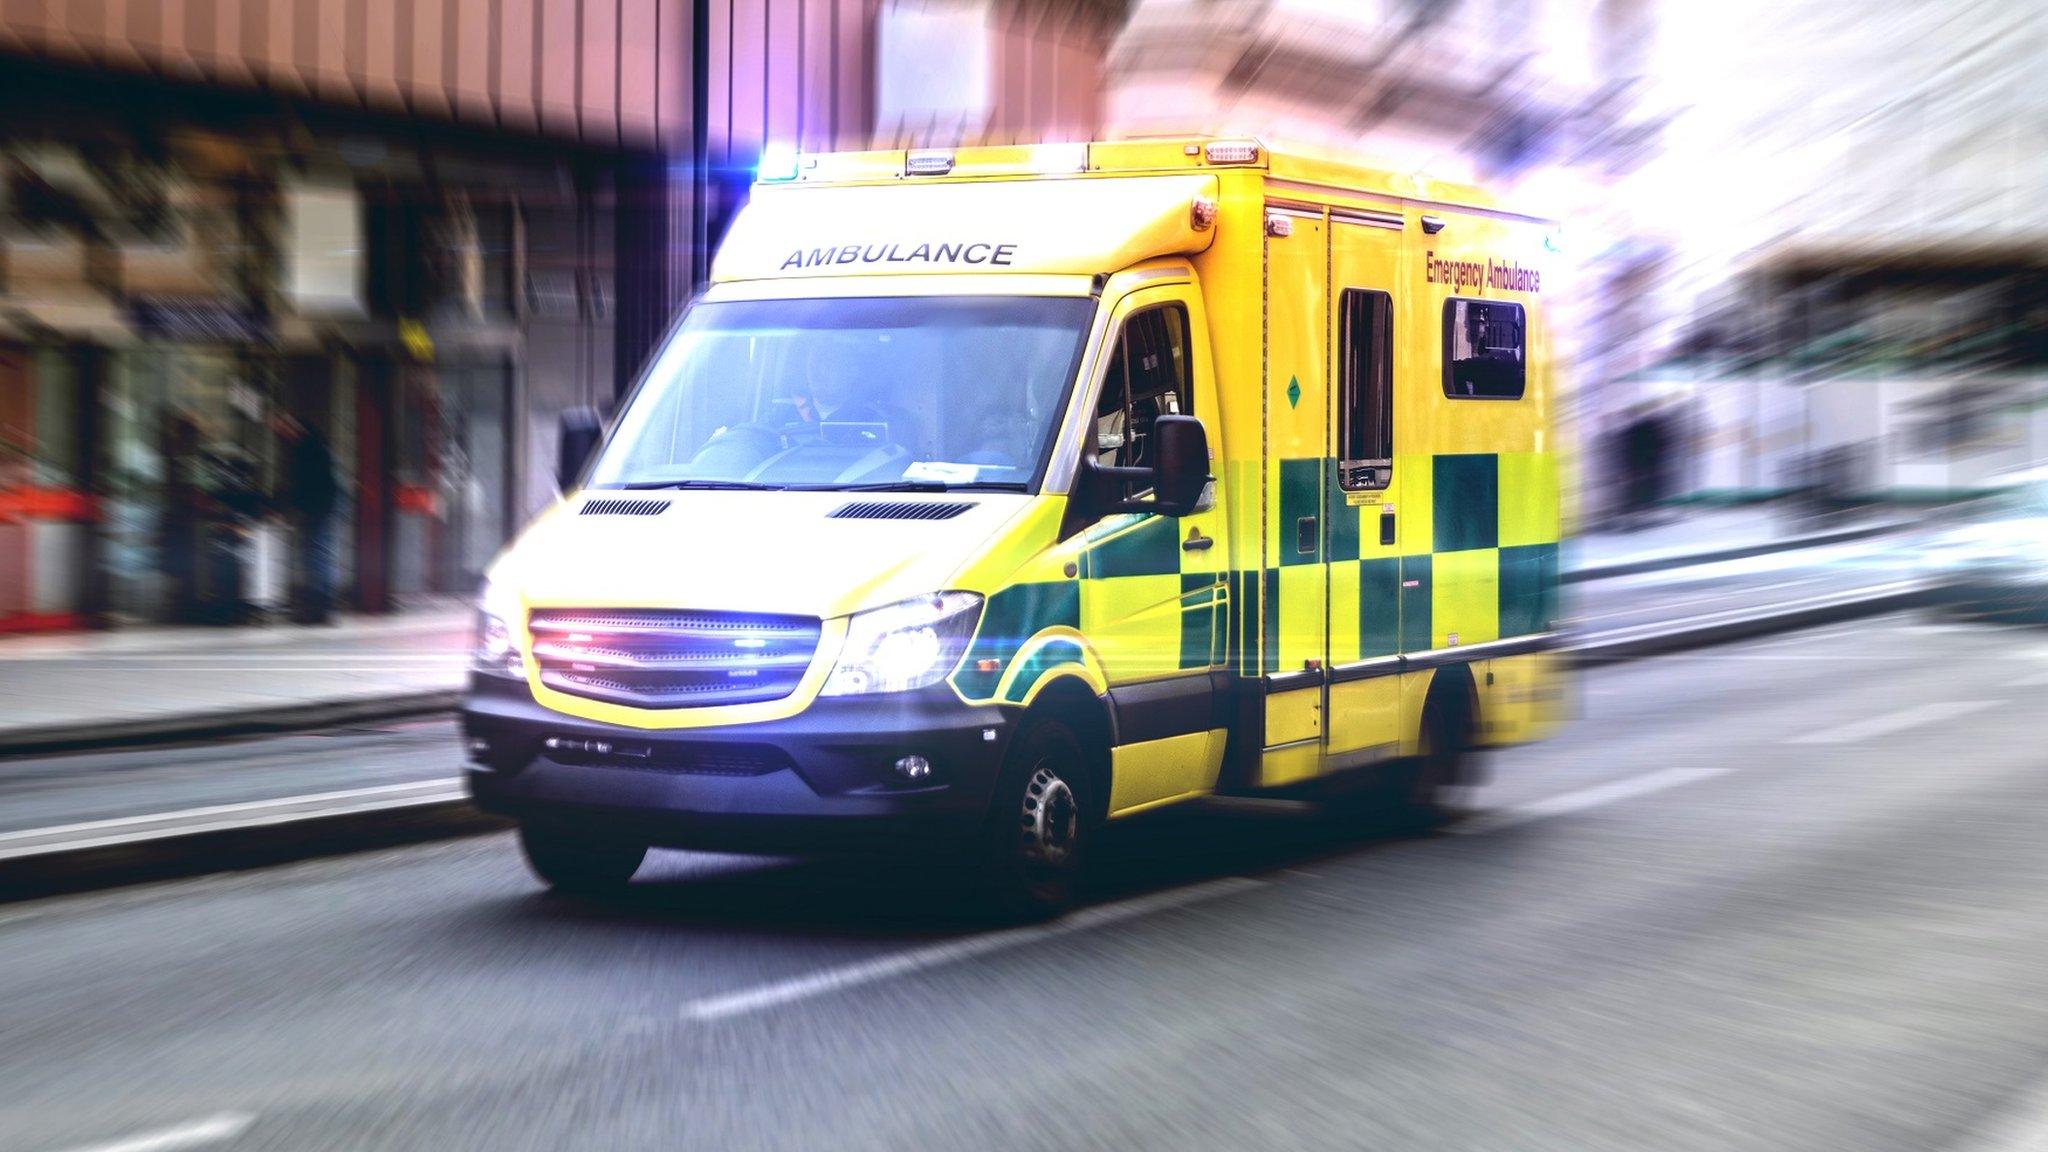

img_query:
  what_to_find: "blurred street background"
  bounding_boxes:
[2,2,2047,1150]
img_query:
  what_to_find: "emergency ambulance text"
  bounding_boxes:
[1425,251,1542,294]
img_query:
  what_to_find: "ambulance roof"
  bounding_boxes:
[709,138,1542,284]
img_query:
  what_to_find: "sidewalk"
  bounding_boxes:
[0,505,1916,756]
[1566,504,1916,581]
[0,606,472,752]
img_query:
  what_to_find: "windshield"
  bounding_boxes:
[586,295,1095,492]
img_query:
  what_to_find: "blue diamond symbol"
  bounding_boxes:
[1286,376,1301,408]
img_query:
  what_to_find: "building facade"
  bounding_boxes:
[1607,0,2048,504]
[0,0,1126,630]
[1103,0,1670,517]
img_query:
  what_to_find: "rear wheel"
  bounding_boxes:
[981,717,1092,917]
[1397,691,1474,832]
[519,823,647,896]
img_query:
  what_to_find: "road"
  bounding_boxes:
[0,537,1923,836]
[5,615,2047,1151]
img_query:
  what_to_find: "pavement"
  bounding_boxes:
[4,615,2046,1150]
[0,607,472,752]
[1565,504,1913,579]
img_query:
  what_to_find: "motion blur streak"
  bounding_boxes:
[1,0,2046,1150]
[52,1114,255,1152]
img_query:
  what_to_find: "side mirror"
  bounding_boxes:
[1082,414,1211,519]
[1148,415,1210,517]
[557,406,603,492]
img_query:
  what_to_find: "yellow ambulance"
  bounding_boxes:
[463,138,1565,909]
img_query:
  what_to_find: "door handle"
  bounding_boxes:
[1379,507,1396,546]
[1182,528,1214,552]
[1296,516,1317,555]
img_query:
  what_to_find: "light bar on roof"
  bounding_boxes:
[1026,142,1089,173]
[757,144,800,182]
[1203,140,1260,165]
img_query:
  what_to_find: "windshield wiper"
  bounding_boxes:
[611,479,785,491]
[787,480,1029,493]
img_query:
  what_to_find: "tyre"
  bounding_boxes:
[981,717,1093,917]
[519,823,647,896]
[1397,690,1474,833]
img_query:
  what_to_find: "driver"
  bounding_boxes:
[793,339,891,427]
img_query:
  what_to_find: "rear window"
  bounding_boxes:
[1443,298,1526,400]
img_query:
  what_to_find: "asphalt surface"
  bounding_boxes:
[5,615,2048,1151]
[0,538,1924,836]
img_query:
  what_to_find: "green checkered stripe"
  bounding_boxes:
[948,451,1558,701]
[950,515,1223,704]
[1262,451,1559,670]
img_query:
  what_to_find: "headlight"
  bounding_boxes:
[472,577,524,679]
[821,592,983,696]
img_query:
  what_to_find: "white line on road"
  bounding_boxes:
[682,875,1264,1023]
[1455,767,1733,835]
[1788,700,1997,746]
[50,1113,254,1152]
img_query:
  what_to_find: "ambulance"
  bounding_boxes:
[462,138,1566,910]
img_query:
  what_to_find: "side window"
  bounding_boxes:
[1338,289,1394,490]
[1443,298,1526,400]
[1094,304,1191,470]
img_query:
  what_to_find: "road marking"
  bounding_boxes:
[681,875,1264,1022]
[1456,767,1732,835]
[1789,700,1997,745]
[1944,1072,2048,1152]
[51,1113,254,1152]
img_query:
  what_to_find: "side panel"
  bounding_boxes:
[1108,729,1227,816]
[1475,651,1567,746]
[1397,206,1560,750]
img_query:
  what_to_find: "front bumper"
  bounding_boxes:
[461,674,1021,854]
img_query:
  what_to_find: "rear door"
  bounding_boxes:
[1324,213,1408,769]
[1257,204,1329,787]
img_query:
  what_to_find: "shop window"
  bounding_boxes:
[1094,304,1191,472]
[1443,298,1526,399]
[283,183,366,316]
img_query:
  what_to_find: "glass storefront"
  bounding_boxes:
[0,96,604,628]
[0,345,86,628]
[102,347,263,621]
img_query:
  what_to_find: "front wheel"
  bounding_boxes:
[981,718,1092,917]
[519,823,647,896]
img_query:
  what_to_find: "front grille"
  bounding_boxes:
[529,608,821,709]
